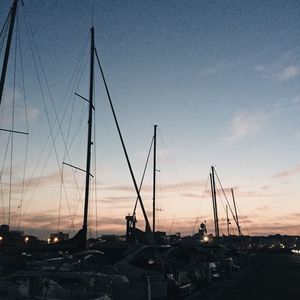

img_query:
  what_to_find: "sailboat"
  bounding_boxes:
[0,0,95,253]
[0,2,93,252]
[0,0,155,254]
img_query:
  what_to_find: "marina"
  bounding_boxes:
[1,0,300,299]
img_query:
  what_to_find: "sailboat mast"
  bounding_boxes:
[226,205,230,236]
[231,188,242,236]
[152,124,157,232]
[210,173,216,237]
[83,27,94,234]
[0,0,19,106]
[94,49,152,233]
[211,166,220,237]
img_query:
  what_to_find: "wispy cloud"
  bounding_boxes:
[272,164,300,178]
[200,64,224,76]
[13,209,300,239]
[102,180,205,193]
[261,185,271,190]
[277,66,300,81]
[223,110,271,143]
[23,106,40,122]
[256,205,272,212]
[255,56,300,82]
[249,223,300,236]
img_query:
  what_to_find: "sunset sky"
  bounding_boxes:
[0,0,300,239]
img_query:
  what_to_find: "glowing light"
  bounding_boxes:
[47,238,51,244]
[53,237,59,243]
[203,236,209,242]
[0,236,3,241]
[25,237,29,243]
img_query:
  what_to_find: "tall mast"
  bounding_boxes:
[152,124,157,232]
[94,49,152,233]
[0,0,19,106]
[211,166,220,237]
[210,173,217,237]
[226,205,230,236]
[83,27,94,236]
[231,188,242,236]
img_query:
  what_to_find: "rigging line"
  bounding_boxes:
[87,72,96,239]
[216,187,227,215]
[21,15,81,226]
[22,8,83,212]
[216,187,227,233]
[68,110,90,222]
[0,9,11,55]
[95,47,152,232]
[21,140,55,216]
[157,163,163,231]
[22,16,74,227]
[8,18,19,226]
[16,12,29,230]
[60,36,89,120]
[0,7,11,40]
[24,13,70,154]
[168,219,174,235]
[93,102,99,237]
[157,128,185,226]
[192,174,210,234]
[71,181,85,225]
[133,136,154,216]
[157,128,179,185]
[63,37,89,153]
[229,219,236,236]
[214,169,238,226]
[68,110,88,223]
[57,163,64,232]
[155,132,164,232]
[59,58,89,214]
[0,134,10,224]
[242,220,251,236]
[157,128,192,217]
[61,49,89,204]
[27,28,89,196]
[235,199,250,235]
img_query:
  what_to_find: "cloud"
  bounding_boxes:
[181,192,203,199]
[200,64,224,76]
[291,95,300,104]
[249,223,300,236]
[102,180,205,193]
[184,185,276,200]
[277,66,300,81]
[256,205,271,212]
[12,209,300,239]
[236,190,277,198]
[0,171,62,194]
[287,212,300,218]
[272,164,300,179]
[135,149,171,160]
[25,106,40,122]
[255,58,300,82]
[223,110,271,143]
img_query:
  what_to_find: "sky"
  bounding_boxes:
[0,0,300,239]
